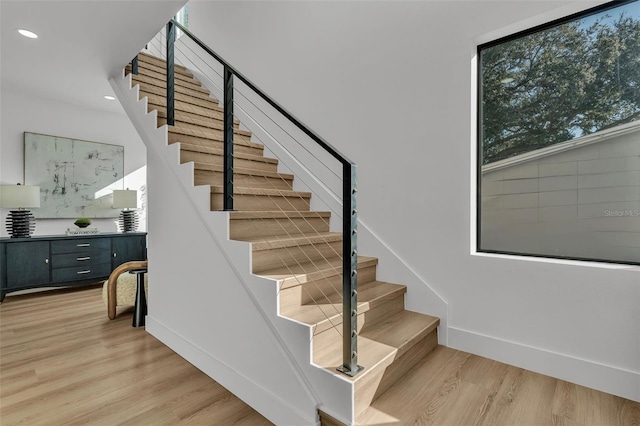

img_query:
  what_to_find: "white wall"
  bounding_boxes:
[0,88,147,236]
[187,0,640,401]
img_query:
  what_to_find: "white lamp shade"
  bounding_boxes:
[112,189,137,209]
[0,185,41,208]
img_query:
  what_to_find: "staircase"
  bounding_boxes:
[121,51,440,424]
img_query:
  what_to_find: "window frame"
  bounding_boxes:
[475,0,640,266]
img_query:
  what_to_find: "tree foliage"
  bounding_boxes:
[481,7,640,164]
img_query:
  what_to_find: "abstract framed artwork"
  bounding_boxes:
[24,132,124,218]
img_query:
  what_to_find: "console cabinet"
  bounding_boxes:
[0,233,146,301]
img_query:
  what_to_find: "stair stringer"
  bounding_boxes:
[110,72,357,425]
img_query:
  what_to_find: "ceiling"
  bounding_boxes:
[0,0,187,115]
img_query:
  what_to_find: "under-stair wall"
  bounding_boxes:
[110,74,357,425]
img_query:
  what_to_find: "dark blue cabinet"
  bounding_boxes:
[0,233,146,301]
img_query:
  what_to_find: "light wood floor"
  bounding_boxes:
[0,286,272,425]
[355,345,640,425]
[1,287,638,426]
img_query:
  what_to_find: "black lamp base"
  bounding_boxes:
[119,210,139,233]
[6,210,36,238]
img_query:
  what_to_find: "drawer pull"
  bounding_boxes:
[77,243,91,247]
[45,258,49,264]
[77,257,91,261]
[77,270,91,275]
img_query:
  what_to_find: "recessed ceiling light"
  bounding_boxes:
[104,95,116,101]
[17,29,38,39]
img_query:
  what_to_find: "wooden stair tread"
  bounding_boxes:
[169,126,256,145]
[283,281,406,328]
[146,93,222,113]
[131,73,211,96]
[171,124,252,139]
[229,211,330,220]
[194,163,293,180]
[257,256,378,288]
[210,186,311,199]
[239,231,341,248]
[155,108,241,126]
[314,310,440,382]
[138,52,189,71]
[180,145,277,164]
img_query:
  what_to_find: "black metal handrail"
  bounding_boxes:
[134,19,362,376]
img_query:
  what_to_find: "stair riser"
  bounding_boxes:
[211,193,310,212]
[134,58,194,78]
[252,240,342,273]
[279,264,377,310]
[157,113,240,130]
[304,293,406,337]
[230,216,329,240]
[168,132,257,154]
[195,170,292,191]
[180,151,278,173]
[130,64,200,87]
[147,98,221,119]
[136,53,190,71]
[354,330,438,417]
[132,75,210,98]
[140,87,219,111]
[158,117,248,135]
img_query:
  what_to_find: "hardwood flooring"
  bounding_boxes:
[0,286,272,425]
[1,286,638,426]
[354,343,640,425]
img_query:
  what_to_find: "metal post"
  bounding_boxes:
[223,65,234,211]
[166,21,176,126]
[131,55,139,75]
[337,163,363,377]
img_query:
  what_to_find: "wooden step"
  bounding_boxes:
[247,232,342,273]
[195,164,293,190]
[257,255,378,289]
[135,54,194,78]
[138,52,189,73]
[156,109,241,130]
[314,310,440,417]
[131,73,211,99]
[229,211,330,240]
[210,186,311,212]
[180,145,279,173]
[168,126,255,151]
[139,86,219,111]
[282,280,407,336]
[127,64,203,91]
[145,93,222,117]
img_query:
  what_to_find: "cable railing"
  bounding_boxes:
[131,19,363,377]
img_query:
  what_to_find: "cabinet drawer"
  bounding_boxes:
[52,251,111,269]
[51,238,110,254]
[51,263,111,282]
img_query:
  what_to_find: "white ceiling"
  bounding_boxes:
[1,0,187,115]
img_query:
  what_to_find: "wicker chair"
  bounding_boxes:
[102,260,148,320]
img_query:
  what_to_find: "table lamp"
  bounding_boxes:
[0,184,41,238]
[113,189,138,232]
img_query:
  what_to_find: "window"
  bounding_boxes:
[477,0,640,265]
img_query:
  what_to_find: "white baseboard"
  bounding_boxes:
[448,326,640,402]
[146,316,318,425]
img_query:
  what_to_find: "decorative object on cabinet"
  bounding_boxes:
[24,132,124,219]
[0,232,147,301]
[112,189,139,232]
[74,218,92,228]
[0,183,40,238]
